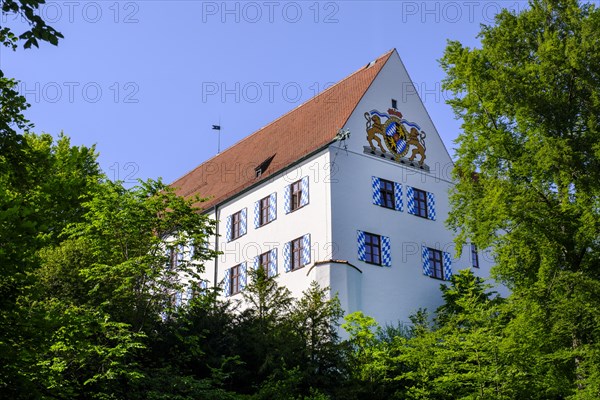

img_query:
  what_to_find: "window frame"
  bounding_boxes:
[364,232,382,265]
[231,211,242,240]
[259,196,270,226]
[229,264,242,295]
[471,244,479,268]
[429,248,444,280]
[259,251,271,276]
[380,179,395,209]
[290,180,302,212]
[171,248,177,269]
[291,237,304,271]
[413,188,428,219]
[167,246,183,270]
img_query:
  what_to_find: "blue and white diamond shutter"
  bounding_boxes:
[422,246,432,276]
[283,242,291,272]
[223,268,231,297]
[372,176,382,206]
[382,236,391,267]
[253,255,259,271]
[226,215,232,242]
[269,248,277,277]
[300,176,309,207]
[188,242,195,259]
[443,252,453,280]
[302,234,311,266]
[394,182,403,212]
[269,192,277,222]
[254,201,260,228]
[200,280,208,291]
[284,185,291,214]
[407,186,416,215]
[357,230,366,262]
[427,192,436,221]
[240,208,247,235]
[240,262,248,290]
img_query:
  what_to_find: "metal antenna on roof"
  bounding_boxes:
[335,128,351,150]
[332,128,351,170]
[212,118,221,154]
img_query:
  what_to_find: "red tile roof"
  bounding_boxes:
[171,49,395,210]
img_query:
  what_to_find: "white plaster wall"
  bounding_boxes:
[327,51,501,326]
[203,150,334,301]
[311,262,363,316]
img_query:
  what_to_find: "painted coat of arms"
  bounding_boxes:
[364,108,427,167]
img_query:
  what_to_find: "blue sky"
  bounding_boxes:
[3,1,531,184]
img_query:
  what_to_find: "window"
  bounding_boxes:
[227,208,247,241]
[223,262,247,297]
[380,179,395,209]
[255,193,276,228]
[372,177,402,211]
[291,237,304,270]
[422,246,452,280]
[229,264,242,295]
[259,196,270,226]
[255,155,274,179]
[254,248,278,277]
[413,188,428,218]
[258,251,271,275]
[358,231,391,267]
[166,245,183,270]
[231,211,242,240]
[429,248,444,280]
[391,98,397,109]
[471,244,479,268]
[284,235,310,273]
[364,232,381,265]
[291,180,302,212]
[408,187,435,220]
[168,248,177,270]
[285,177,308,214]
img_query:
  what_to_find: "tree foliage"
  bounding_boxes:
[441,0,600,397]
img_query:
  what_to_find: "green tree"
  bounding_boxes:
[442,0,600,396]
[252,280,344,399]
[234,267,294,393]
[397,271,509,400]
[0,133,102,397]
[287,282,344,396]
[32,178,219,398]
[1,0,65,178]
[55,179,217,329]
[1,0,63,50]
[436,268,500,326]
[341,312,397,400]
[1,1,71,391]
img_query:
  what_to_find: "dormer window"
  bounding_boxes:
[254,155,275,179]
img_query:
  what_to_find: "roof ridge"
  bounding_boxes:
[170,49,396,187]
[248,48,396,138]
[336,49,396,140]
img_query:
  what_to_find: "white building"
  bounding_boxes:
[171,49,493,325]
